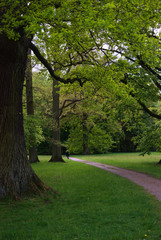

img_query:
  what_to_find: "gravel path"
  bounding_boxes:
[70,157,161,202]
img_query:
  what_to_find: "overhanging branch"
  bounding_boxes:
[137,57,161,90]
[59,98,86,118]
[29,42,87,86]
[121,74,161,120]
[137,100,161,120]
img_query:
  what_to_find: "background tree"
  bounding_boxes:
[92,0,161,120]
[59,81,121,154]
[31,21,99,160]
[25,50,40,163]
[49,79,65,162]
[31,72,53,155]
[132,102,161,155]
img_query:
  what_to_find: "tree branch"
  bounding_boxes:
[137,100,161,120]
[120,74,161,120]
[137,57,161,90]
[29,42,87,86]
[59,98,85,118]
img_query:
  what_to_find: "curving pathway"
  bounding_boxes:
[70,157,161,202]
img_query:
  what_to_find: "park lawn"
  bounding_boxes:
[0,155,161,239]
[73,152,161,180]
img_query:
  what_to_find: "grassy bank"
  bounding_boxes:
[0,154,161,239]
[73,152,161,179]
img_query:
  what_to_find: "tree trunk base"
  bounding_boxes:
[26,174,58,198]
[0,169,57,200]
[29,156,40,163]
[49,157,65,163]
[157,160,161,165]
[29,147,40,163]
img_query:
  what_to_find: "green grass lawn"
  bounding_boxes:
[73,152,161,179]
[0,154,161,240]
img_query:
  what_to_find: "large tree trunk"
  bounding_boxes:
[82,112,90,155]
[49,80,65,162]
[0,35,49,199]
[26,49,39,163]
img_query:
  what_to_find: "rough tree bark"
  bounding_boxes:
[82,112,90,155]
[49,80,65,162]
[0,34,49,199]
[26,49,39,163]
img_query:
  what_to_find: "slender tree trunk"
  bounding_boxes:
[0,34,49,199]
[82,113,90,155]
[49,80,65,162]
[26,49,39,163]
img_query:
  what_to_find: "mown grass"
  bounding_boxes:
[73,152,161,179]
[0,154,161,239]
